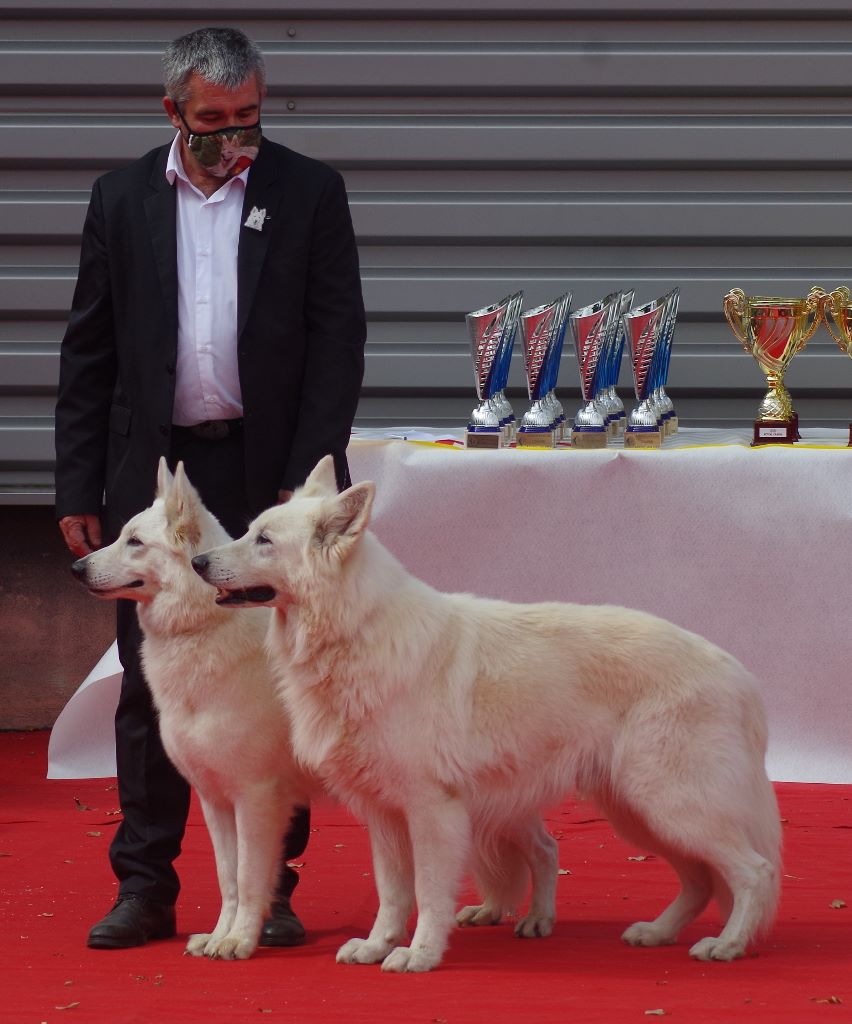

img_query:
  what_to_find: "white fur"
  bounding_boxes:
[197,455,782,973]
[73,460,311,960]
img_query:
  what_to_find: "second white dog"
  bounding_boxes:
[194,456,782,973]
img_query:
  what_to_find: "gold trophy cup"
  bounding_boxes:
[816,285,852,446]
[723,287,822,446]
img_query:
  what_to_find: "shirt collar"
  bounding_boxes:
[165,133,250,197]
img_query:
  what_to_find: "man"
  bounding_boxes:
[54,27,366,949]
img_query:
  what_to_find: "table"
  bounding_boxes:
[49,429,852,783]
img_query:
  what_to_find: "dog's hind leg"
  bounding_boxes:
[607,792,778,960]
[686,842,778,962]
[185,797,238,957]
[601,798,713,949]
[337,808,413,966]
[457,833,526,928]
[380,794,473,973]
[514,818,559,938]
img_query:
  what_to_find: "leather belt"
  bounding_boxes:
[172,418,243,441]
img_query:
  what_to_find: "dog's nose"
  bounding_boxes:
[70,558,87,579]
[191,554,209,576]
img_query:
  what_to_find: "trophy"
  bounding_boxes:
[816,285,852,446]
[465,292,523,449]
[569,291,622,448]
[623,293,667,448]
[517,291,572,447]
[593,289,633,437]
[724,288,821,446]
[650,287,680,436]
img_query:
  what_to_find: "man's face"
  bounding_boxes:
[164,71,262,179]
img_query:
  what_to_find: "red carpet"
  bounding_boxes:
[2,731,851,1023]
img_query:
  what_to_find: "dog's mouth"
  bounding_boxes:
[88,580,145,595]
[215,585,276,606]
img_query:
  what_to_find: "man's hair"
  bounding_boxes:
[163,27,266,106]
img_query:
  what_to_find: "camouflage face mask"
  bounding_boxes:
[177,108,262,179]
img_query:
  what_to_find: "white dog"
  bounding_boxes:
[72,459,310,959]
[193,456,782,973]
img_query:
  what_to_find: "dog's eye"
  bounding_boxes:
[126,536,143,547]
[255,533,272,546]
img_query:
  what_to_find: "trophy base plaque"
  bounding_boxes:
[571,429,607,449]
[517,430,554,448]
[625,429,662,449]
[751,421,796,447]
[664,415,679,436]
[466,430,502,450]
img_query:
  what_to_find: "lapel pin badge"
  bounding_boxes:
[244,206,269,232]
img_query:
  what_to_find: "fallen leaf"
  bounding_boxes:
[558,868,571,875]
[73,798,92,811]
[628,855,654,862]
[85,832,102,838]
[812,996,843,1005]
[286,862,305,869]
[55,1002,80,1010]
[645,1010,667,1017]
[829,899,847,909]
[38,913,54,918]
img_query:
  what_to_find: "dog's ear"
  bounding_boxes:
[164,462,203,548]
[315,481,374,557]
[299,455,339,499]
[156,456,174,500]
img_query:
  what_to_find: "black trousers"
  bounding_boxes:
[110,426,309,905]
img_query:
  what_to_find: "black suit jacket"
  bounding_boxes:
[55,138,366,532]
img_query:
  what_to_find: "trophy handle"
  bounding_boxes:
[798,285,825,346]
[817,286,852,351]
[723,287,750,350]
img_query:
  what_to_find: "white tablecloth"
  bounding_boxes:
[49,428,852,783]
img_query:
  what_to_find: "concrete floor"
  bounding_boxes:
[0,507,114,730]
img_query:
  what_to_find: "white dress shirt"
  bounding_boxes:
[166,134,249,426]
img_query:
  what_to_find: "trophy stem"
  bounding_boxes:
[752,372,797,446]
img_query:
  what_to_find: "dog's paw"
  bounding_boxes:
[205,934,257,960]
[688,936,745,962]
[456,903,502,927]
[622,921,678,948]
[336,937,393,965]
[381,945,440,973]
[514,912,554,939]
[185,933,213,957]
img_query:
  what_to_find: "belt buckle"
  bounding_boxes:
[202,420,230,440]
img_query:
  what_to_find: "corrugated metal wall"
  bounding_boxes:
[4,0,852,503]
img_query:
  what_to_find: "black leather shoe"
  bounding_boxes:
[259,896,306,947]
[87,895,176,950]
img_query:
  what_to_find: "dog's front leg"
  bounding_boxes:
[381,794,472,973]
[185,797,238,957]
[211,782,290,960]
[337,809,413,966]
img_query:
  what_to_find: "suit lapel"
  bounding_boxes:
[143,149,178,339]
[238,139,284,338]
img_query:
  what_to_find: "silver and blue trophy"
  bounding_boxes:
[622,292,669,448]
[592,289,634,437]
[569,291,622,448]
[465,292,523,448]
[517,291,572,447]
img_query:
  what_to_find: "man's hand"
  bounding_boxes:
[277,489,294,505]
[59,514,102,557]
